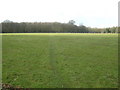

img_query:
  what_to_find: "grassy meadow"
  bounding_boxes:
[2,33,118,88]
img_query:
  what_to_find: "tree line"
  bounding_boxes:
[1,20,119,33]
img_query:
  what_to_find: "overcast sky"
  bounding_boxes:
[0,0,119,28]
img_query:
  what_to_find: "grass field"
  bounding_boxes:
[2,33,118,88]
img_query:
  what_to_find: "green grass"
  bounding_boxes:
[2,33,118,88]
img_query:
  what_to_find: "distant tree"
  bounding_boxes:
[109,27,115,33]
[105,28,111,33]
[1,20,118,33]
[78,25,89,33]
[68,20,75,25]
[2,20,13,23]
